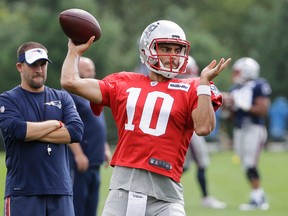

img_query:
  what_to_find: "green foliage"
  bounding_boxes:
[243,0,288,99]
[0,0,287,95]
[0,2,30,91]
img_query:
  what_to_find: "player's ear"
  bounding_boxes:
[16,62,24,73]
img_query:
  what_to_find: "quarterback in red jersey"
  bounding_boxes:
[61,20,231,216]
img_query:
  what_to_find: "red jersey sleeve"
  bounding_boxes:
[90,75,117,116]
[210,83,222,111]
[191,78,223,111]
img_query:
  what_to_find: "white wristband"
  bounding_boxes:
[197,85,211,96]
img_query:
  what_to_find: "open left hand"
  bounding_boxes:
[200,58,231,85]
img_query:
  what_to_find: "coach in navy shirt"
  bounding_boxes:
[0,41,84,216]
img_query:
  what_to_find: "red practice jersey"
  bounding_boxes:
[91,72,222,182]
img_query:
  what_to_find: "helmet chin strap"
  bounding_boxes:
[147,63,176,79]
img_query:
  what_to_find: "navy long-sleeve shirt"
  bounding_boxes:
[0,86,84,197]
[69,93,107,168]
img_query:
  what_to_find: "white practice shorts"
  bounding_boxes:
[233,124,267,168]
[101,189,186,216]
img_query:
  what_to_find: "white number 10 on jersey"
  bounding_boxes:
[125,87,174,136]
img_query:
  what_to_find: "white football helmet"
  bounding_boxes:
[177,56,199,78]
[139,20,190,78]
[232,57,260,83]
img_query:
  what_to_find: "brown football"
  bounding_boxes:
[59,8,101,45]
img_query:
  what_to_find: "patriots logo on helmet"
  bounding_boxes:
[144,24,159,38]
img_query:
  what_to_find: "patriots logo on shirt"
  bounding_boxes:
[150,81,158,86]
[0,106,5,113]
[44,101,62,109]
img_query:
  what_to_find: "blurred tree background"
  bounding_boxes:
[0,0,287,146]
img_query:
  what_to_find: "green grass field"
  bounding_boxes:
[1,150,288,215]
